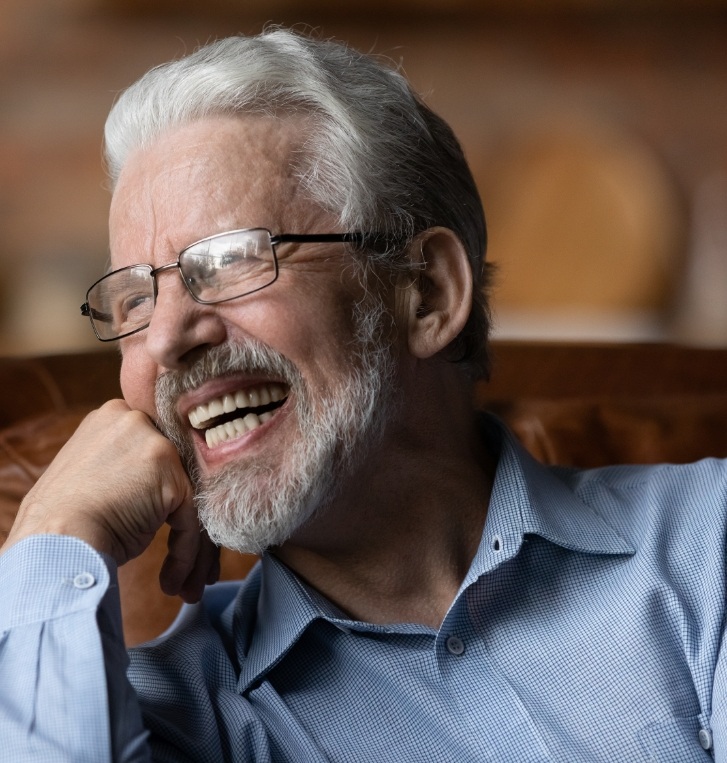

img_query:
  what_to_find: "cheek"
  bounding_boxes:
[274,295,359,368]
[248,274,358,354]
[119,345,157,416]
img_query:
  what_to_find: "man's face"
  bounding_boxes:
[112,115,399,552]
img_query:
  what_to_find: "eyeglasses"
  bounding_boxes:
[81,227,370,341]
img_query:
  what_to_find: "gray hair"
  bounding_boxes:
[105,28,493,378]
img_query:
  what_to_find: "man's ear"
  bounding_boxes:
[402,227,473,361]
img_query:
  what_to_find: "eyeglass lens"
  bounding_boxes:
[181,228,276,302]
[86,229,277,340]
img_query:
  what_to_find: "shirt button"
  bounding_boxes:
[73,572,96,590]
[446,635,465,656]
[698,728,712,750]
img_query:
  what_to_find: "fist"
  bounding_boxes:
[2,399,218,601]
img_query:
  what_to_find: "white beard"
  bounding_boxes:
[154,293,397,554]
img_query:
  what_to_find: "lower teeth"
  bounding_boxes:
[205,410,275,448]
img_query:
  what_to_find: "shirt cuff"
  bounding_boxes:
[0,534,113,630]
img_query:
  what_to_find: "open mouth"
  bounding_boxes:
[188,382,289,448]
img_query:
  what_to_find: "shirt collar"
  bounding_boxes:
[234,414,635,692]
[236,553,323,693]
[482,415,635,558]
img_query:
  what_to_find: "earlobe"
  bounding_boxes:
[405,227,473,361]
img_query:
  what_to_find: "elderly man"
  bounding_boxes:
[1,28,726,762]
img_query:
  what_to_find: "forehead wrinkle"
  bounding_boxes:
[110,164,157,268]
[115,154,230,266]
[110,115,326,270]
[156,133,297,235]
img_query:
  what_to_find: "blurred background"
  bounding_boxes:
[1,0,727,356]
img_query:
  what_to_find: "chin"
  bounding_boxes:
[194,445,337,554]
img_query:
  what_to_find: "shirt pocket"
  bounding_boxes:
[637,716,712,762]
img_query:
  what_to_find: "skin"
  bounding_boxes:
[3,115,495,627]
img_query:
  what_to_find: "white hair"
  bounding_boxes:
[105,28,493,376]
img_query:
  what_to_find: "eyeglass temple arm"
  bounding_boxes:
[271,233,365,244]
[271,232,389,251]
[80,303,113,324]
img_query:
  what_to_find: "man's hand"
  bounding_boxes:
[1,399,218,602]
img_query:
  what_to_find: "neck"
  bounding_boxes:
[274,367,496,629]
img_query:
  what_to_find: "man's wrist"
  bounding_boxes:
[0,534,112,630]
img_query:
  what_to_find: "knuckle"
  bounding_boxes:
[83,398,128,426]
[100,398,130,415]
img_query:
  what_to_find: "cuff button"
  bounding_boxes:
[72,572,96,590]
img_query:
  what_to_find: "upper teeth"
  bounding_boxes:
[188,382,287,429]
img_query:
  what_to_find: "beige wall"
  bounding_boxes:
[2,1,727,354]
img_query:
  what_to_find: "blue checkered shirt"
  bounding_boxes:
[2,417,727,761]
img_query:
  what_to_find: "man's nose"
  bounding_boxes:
[144,269,226,370]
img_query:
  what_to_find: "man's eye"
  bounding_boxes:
[219,253,241,267]
[121,292,151,317]
[218,249,263,269]
[185,259,218,285]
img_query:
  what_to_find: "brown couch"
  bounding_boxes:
[2,341,727,646]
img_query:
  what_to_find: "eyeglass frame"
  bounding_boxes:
[80,227,374,342]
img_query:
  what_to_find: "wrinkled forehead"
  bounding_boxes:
[108,115,316,267]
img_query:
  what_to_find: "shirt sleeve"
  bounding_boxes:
[0,534,151,763]
[710,549,727,763]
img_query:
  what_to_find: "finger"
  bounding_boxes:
[178,532,220,604]
[159,498,203,597]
